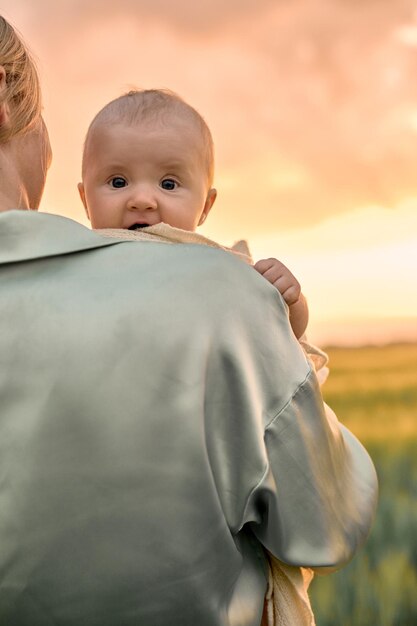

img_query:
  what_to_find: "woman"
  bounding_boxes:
[0,16,378,626]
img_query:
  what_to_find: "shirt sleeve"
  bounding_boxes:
[243,369,378,571]
[201,256,378,573]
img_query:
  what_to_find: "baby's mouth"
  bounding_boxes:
[128,223,150,231]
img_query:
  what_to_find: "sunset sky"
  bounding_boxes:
[3,0,417,345]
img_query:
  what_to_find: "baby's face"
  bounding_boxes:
[79,116,216,231]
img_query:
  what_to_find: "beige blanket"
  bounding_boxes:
[95,223,253,264]
[96,222,319,626]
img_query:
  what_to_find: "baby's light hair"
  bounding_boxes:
[82,89,215,187]
[0,16,42,142]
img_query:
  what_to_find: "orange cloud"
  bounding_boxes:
[3,0,417,237]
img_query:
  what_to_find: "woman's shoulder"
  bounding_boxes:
[0,210,115,265]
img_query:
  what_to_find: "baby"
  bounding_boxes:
[78,89,309,339]
[78,90,318,623]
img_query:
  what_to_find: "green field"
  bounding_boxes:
[309,343,417,626]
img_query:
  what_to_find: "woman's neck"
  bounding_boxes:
[0,146,30,212]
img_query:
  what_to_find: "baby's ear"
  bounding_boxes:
[199,188,217,225]
[77,182,90,219]
[0,66,10,129]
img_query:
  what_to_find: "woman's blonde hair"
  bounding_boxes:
[0,16,41,142]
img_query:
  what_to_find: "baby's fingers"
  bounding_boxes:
[254,258,277,275]
[271,275,301,305]
[255,258,289,284]
[254,257,301,304]
[280,283,301,306]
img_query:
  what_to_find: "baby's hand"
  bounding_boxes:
[254,258,301,305]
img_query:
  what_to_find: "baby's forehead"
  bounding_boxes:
[83,102,214,184]
[101,108,201,136]
[88,114,207,160]
[83,116,203,171]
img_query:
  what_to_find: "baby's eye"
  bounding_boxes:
[109,177,127,188]
[160,178,178,191]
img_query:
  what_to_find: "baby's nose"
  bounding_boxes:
[127,185,157,211]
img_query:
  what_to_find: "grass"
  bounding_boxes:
[320,343,417,441]
[309,343,417,626]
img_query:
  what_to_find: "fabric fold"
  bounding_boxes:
[95,222,327,626]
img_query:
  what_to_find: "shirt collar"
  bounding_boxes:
[0,210,120,265]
